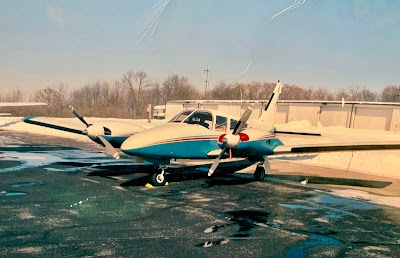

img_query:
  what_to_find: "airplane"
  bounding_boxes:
[22,81,400,186]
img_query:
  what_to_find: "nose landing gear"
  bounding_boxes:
[150,166,167,186]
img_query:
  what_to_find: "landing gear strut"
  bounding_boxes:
[150,166,167,186]
[254,164,265,181]
[254,156,271,181]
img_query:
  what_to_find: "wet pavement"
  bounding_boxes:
[1,131,400,257]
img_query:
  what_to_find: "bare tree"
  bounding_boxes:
[33,83,68,116]
[162,75,200,102]
[381,86,399,102]
[210,81,231,100]
[310,87,334,100]
[120,71,151,117]
[281,84,312,100]
[359,88,378,101]
[335,89,350,101]
[4,89,24,102]
[346,86,378,101]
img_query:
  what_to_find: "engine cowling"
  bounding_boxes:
[83,124,109,140]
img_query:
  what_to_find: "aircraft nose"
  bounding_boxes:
[120,136,138,155]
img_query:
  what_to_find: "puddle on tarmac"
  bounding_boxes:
[10,182,45,187]
[313,194,379,210]
[283,234,342,258]
[279,190,378,221]
[0,146,132,173]
[280,204,319,211]
[0,191,27,196]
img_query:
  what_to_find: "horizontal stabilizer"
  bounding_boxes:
[22,116,85,135]
[273,142,400,155]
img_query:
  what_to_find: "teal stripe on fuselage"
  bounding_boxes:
[123,139,220,159]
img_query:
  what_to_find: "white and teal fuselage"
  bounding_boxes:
[121,122,283,164]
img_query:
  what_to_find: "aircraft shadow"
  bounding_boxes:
[119,170,255,188]
[268,174,392,188]
[86,159,256,186]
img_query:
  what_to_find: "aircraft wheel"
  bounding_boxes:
[254,165,265,181]
[150,172,167,186]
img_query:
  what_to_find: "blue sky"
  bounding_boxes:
[0,0,399,93]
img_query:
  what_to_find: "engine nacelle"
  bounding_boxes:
[83,124,107,140]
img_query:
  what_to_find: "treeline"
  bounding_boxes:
[1,70,399,118]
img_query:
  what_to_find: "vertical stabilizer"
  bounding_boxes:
[252,81,283,131]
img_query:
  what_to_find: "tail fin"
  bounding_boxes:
[252,81,283,131]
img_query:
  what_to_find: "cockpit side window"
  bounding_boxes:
[184,111,213,129]
[215,116,227,131]
[168,110,194,123]
[230,119,239,130]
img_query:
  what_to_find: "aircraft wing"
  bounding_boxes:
[22,116,85,135]
[273,142,400,155]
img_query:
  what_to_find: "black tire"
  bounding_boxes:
[254,166,265,181]
[150,173,167,186]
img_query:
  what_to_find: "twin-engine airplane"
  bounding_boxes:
[23,81,400,186]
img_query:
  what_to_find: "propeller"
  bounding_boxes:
[208,105,253,176]
[70,105,89,127]
[69,105,120,159]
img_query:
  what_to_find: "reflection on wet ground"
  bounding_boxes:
[1,133,400,257]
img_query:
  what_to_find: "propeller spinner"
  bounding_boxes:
[208,105,253,176]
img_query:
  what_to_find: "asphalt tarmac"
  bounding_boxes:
[1,130,400,257]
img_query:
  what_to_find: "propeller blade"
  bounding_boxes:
[208,146,226,176]
[232,105,253,135]
[69,105,89,127]
[97,135,120,159]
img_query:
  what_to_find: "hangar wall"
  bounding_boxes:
[165,100,400,132]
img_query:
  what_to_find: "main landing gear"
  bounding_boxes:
[254,164,265,181]
[150,165,167,186]
[254,157,271,181]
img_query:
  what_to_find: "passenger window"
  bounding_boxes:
[230,119,238,130]
[215,116,227,131]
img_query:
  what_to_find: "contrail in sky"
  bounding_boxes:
[137,0,172,45]
[138,1,307,44]
[215,60,253,80]
[270,0,306,20]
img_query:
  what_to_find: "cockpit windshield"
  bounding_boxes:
[183,111,213,129]
[168,110,194,123]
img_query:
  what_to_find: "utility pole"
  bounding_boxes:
[396,86,400,102]
[204,65,210,98]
